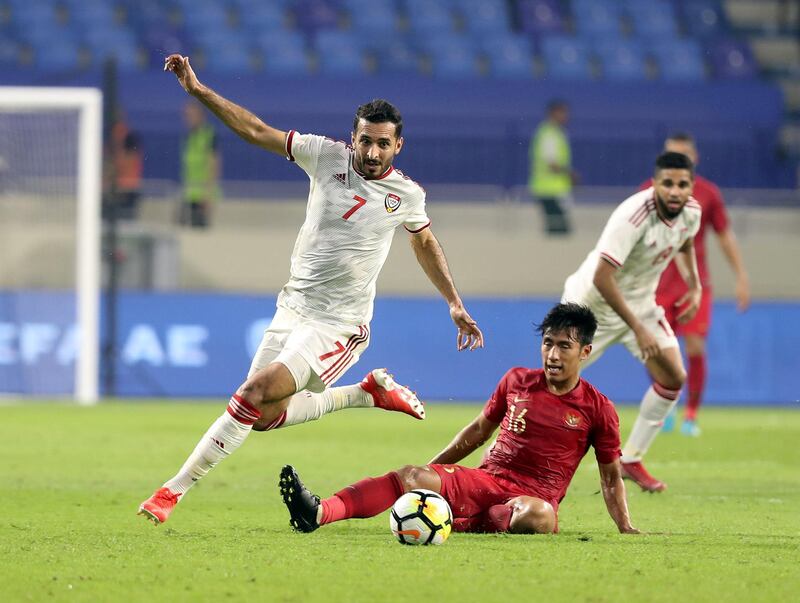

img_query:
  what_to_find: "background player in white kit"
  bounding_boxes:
[562,152,701,492]
[139,54,484,525]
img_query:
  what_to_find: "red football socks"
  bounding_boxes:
[685,354,706,421]
[319,472,404,525]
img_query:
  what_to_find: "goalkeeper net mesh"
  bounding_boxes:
[0,88,101,402]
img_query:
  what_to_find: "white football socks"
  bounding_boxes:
[163,396,259,496]
[280,383,372,428]
[621,383,680,463]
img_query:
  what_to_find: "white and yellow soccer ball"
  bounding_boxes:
[389,489,453,545]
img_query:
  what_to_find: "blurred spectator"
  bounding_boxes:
[104,108,143,221]
[528,99,578,235]
[180,100,220,228]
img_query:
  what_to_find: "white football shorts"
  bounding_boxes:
[581,301,678,368]
[247,305,370,393]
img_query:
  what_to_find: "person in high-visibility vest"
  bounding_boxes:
[529,100,578,235]
[180,100,220,228]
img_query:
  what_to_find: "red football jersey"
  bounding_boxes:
[639,175,730,293]
[479,367,621,505]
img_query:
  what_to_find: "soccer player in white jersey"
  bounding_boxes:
[562,152,702,492]
[138,54,484,525]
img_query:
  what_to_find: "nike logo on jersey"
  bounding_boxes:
[443,467,456,474]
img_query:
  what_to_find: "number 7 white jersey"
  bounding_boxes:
[277,131,430,326]
[564,187,701,309]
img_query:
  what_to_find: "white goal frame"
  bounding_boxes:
[0,87,102,404]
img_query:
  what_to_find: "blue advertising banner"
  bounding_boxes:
[0,291,798,404]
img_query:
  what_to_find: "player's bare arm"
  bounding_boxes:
[598,460,640,534]
[717,228,750,311]
[674,237,702,324]
[164,54,286,155]
[593,258,660,360]
[428,412,498,465]
[410,228,484,351]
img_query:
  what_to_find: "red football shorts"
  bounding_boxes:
[656,286,712,337]
[429,464,558,529]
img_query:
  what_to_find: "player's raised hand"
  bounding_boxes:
[450,305,484,351]
[675,285,702,324]
[164,54,200,94]
[633,326,660,361]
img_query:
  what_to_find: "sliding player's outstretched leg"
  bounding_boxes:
[279,465,321,533]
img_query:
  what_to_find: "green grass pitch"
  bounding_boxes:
[1,402,798,602]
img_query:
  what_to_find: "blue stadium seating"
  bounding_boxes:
[710,38,758,79]
[460,0,510,35]
[234,2,287,33]
[36,40,83,72]
[541,36,592,79]
[572,0,622,38]
[203,42,253,74]
[681,0,726,38]
[517,0,564,35]
[346,3,398,38]
[623,0,678,38]
[482,35,534,79]
[404,0,455,37]
[595,39,648,80]
[650,39,706,81]
[292,0,340,33]
[429,44,481,80]
[376,40,418,75]
[314,30,367,76]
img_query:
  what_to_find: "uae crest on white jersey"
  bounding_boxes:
[385,193,401,213]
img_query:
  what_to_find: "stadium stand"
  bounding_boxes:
[0,0,795,186]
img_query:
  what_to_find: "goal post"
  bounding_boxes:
[0,87,102,404]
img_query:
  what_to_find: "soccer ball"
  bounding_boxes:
[389,489,453,545]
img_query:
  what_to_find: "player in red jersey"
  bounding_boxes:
[279,303,639,535]
[643,133,750,437]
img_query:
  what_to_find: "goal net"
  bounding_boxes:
[0,87,102,404]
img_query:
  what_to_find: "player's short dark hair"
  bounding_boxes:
[536,303,597,346]
[666,131,695,145]
[353,99,403,138]
[655,151,694,176]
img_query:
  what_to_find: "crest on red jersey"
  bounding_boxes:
[385,193,401,213]
[564,411,582,428]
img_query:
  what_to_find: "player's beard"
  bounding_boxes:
[655,192,684,220]
[355,153,393,180]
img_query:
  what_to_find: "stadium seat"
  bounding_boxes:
[36,40,84,72]
[180,2,231,37]
[231,2,286,34]
[375,40,419,75]
[63,0,117,29]
[681,0,726,39]
[346,1,398,40]
[203,42,254,74]
[404,0,455,37]
[292,0,341,33]
[595,39,648,80]
[541,36,592,79]
[0,37,21,68]
[314,31,367,76]
[81,25,141,71]
[460,0,511,35]
[254,29,307,75]
[623,0,677,38]
[482,35,534,79]
[650,40,706,81]
[429,44,480,79]
[572,0,622,38]
[709,38,758,79]
[517,0,564,35]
